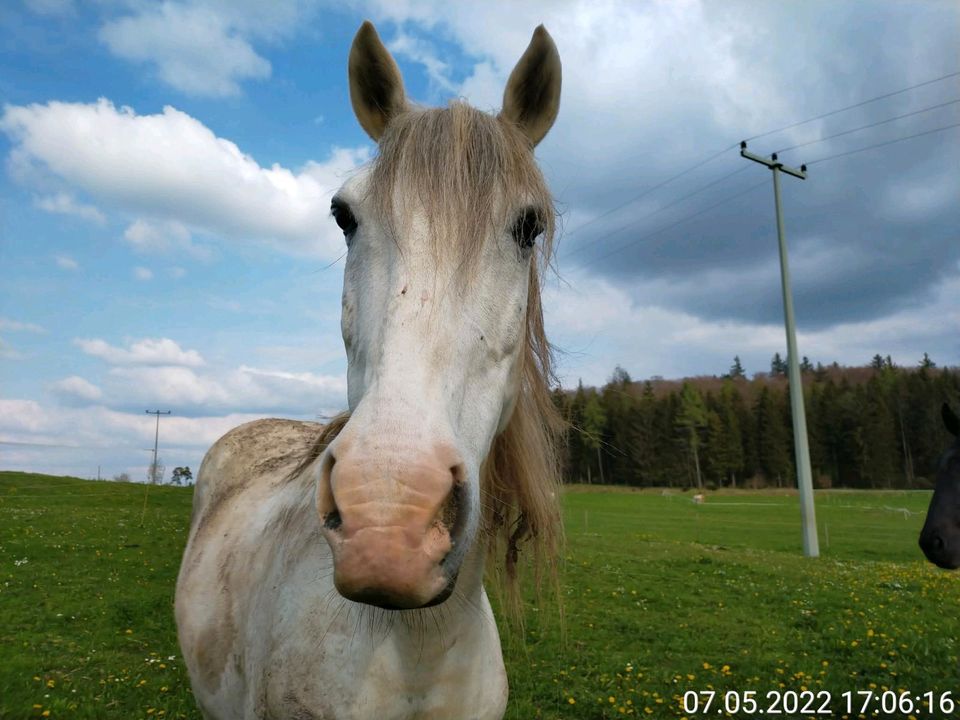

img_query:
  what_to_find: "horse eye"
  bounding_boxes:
[512,208,543,250]
[331,199,358,238]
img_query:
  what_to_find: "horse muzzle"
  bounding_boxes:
[317,438,468,609]
[919,525,960,570]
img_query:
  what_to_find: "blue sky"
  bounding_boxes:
[1,0,958,481]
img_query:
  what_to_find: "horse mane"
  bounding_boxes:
[293,101,564,610]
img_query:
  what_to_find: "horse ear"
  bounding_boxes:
[943,403,960,437]
[348,21,407,141]
[499,25,561,147]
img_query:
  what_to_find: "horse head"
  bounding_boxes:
[317,22,562,609]
[919,402,960,569]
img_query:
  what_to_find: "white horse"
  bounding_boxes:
[176,21,564,720]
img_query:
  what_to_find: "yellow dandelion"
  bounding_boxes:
[567,697,575,705]
[46,679,55,688]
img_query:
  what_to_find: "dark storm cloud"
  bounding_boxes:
[553,0,960,331]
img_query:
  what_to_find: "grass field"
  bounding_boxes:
[1,470,956,719]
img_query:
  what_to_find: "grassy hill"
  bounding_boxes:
[1,471,956,718]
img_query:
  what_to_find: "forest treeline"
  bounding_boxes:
[555,354,958,490]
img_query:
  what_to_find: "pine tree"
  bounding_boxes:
[626,382,658,486]
[857,378,898,488]
[566,381,590,483]
[581,391,607,484]
[601,372,636,485]
[754,386,791,486]
[771,352,787,376]
[675,382,707,490]
[704,382,744,487]
[729,356,746,379]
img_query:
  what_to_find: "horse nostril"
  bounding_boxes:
[324,509,342,531]
[441,468,467,534]
[317,450,341,534]
[921,529,945,555]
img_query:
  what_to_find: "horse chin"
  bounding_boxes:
[337,569,460,610]
[929,553,960,571]
[422,571,459,607]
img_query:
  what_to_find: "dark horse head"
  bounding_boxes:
[919,403,960,569]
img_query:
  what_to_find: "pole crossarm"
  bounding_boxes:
[740,141,807,179]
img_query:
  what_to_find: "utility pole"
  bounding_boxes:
[145,409,171,484]
[740,141,819,558]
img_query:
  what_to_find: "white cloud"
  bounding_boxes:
[388,32,457,94]
[0,397,287,479]
[0,340,25,360]
[364,0,801,159]
[0,99,369,259]
[100,363,347,415]
[99,2,271,97]
[0,318,45,333]
[51,335,346,416]
[545,267,960,386]
[123,218,212,260]
[133,266,154,281]
[35,192,106,224]
[54,254,79,270]
[170,266,187,278]
[51,375,103,403]
[24,0,74,16]
[75,337,205,367]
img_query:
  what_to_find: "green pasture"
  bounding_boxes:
[0,471,956,719]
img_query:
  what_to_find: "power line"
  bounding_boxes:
[563,144,738,240]
[806,121,960,165]
[563,164,750,260]
[561,70,959,247]
[562,116,957,272]
[576,179,768,269]
[744,69,960,143]
[775,98,960,154]
[567,117,958,265]
[566,97,956,257]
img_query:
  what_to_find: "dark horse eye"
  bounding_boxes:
[512,207,543,250]
[331,199,358,238]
